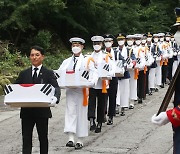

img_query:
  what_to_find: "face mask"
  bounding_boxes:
[135,40,141,45]
[147,38,152,42]
[104,42,112,48]
[142,40,146,44]
[154,38,158,43]
[72,46,81,54]
[166,37,170,41]
[171,38,175,41]
[93,45,101,51]
[127,40,133,46]
[118,40,125,46]
[160,38,164,42]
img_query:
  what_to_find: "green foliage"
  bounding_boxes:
[33,30,52,51]
[0,0,179,51]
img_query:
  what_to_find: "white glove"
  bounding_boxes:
[151,112,169,126]
[50,96,57,107]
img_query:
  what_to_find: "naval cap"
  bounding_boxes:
[69,37,85,44]
[173,7,180,26]
[91,35,104,42]
[103,34,114,41]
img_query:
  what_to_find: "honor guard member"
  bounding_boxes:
[165,32,174,82]
[58,37,98,149]
[171,34,179,76]
[158,32,168,88]
[146,32,155,95]
[88,35,113,133]
[141,34,151,96]
[103,34,118,125]
[115,34,134,115]
[124,35,137,109]
[148,34,160,94]
[15,46,61,154]
[153,34,162,91]
[134,34,146,103]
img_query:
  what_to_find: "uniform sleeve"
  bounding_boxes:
[48,70,61,104]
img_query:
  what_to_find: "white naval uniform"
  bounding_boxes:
[116,46,130,107]
[58,54,98,137]
[155,42,164,86]
[148,43,156,89]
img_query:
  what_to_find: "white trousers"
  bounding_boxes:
[172,60,179,77]
[64,88,88,137]
[155,61,162,86]
[129,70,137,100]
[116,79,130,107]
[148,68,156,89]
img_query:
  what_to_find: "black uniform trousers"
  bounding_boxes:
[137,70,146,99]
[167,58,174,81]
[22,118,48,154]
[107,77,118,117]
[173,126,180,154]
[88,88,106,123]
[162,64,168,85]
[145,67,150,94]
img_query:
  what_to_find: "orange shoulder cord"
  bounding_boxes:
[134,68,139,79]
[83,88,89,106]
[82,57,95,107]
[134,48,142,79]
[143,47,148,74]
[102,53,111,93]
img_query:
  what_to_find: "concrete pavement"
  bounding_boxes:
[0,86,174,154]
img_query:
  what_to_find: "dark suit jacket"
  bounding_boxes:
[15,66,61,118]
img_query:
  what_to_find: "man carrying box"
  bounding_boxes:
[15,45,60,154]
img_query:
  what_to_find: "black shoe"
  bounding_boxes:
[155,88,159,92]
[129,104,134,109]
[149,91,152,95]
[95,123,102,133]
[160,84,164,88]
[66,141,74,147]
[107,117,113,125]
[116,105,120,115]
[75,143,83,150]
[138,99,143,104]
[103,115,107,123]
[121,107,125,116]
[90,118,96,131]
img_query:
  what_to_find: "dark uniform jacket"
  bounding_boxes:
[150,44,161,68]
[15,66,61,118]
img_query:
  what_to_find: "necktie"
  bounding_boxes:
[33,67,38,83]
[73,57,78,70]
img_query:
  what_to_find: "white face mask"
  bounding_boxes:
[160,38,164,42]
[93,45,102,51]
[135,40,141,45]
[127,40,133,46]
[72,46,81,54]
[147,38,152,42]
[154,38,158,43]
[142,40,146,44]
[171,38,175,41]
[166,37,170,41]
[118,40,125,46]
[104,42,112,48]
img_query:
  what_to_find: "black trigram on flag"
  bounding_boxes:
[117,61,122,67]
[126,57,131,65]
[40,84,52,96]
[4,85,13,95]
[136,58,141,64]
[54,72,60,79]
[103,64,109,71]
[156,52,161,57]
[145,55,148,61]
[81,71,89,80]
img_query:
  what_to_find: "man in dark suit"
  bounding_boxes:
[15,45,60,154]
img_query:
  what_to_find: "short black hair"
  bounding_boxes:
[30,45,45,55]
